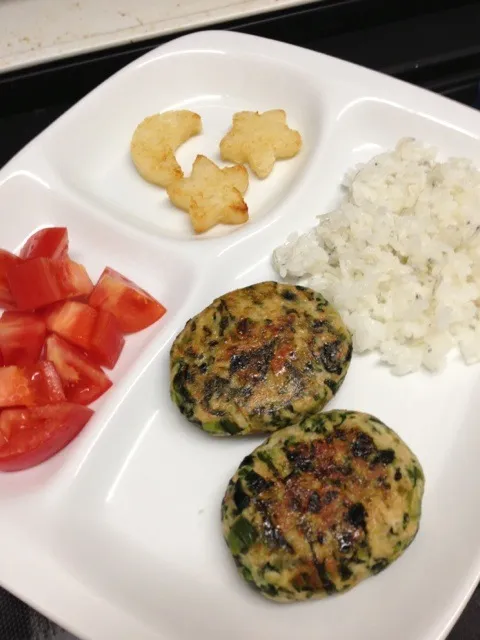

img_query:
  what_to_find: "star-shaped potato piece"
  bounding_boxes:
[220,109,302,179]
[131,110,202,187]
[167,155,249,234]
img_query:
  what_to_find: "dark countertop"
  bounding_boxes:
[1,1,480,638]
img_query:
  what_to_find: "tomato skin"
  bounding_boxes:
[45,334,112,405]
[0,403,93,471]
[0,313,46,366]
[0,362,65,408]
[89,309,125,369]
[46,301,97,351]
[30,302,63,323]
[89,267,166,333]
[20,227,69,260]
[1,311,35,320]
[7,258,93,310]
[0,249,23,310]
[32,361,66,404]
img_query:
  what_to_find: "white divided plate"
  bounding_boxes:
[1,29,479,640]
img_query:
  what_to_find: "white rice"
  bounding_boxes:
[273,137,480,375]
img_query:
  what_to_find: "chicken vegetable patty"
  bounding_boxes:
[222,410,424,601]
[170,282,352,436]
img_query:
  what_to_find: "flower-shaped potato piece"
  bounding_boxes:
[167,155,249,234]
[220,110,302,179]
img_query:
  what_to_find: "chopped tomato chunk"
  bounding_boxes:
[29,302,63,323]
[0,249,23,310]
[7,258,93,310]
[20,227,69,260]
[46,301,97,351]
[0,403,93,471]
[0,362,65,408]
[45,334,112,405]
[0,313,46,366]
[0,224,175,470]
[89,310,125,369]
[1,311,35,320]
[89,267,166,333]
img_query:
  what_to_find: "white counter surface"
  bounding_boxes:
[0,0,316,72]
